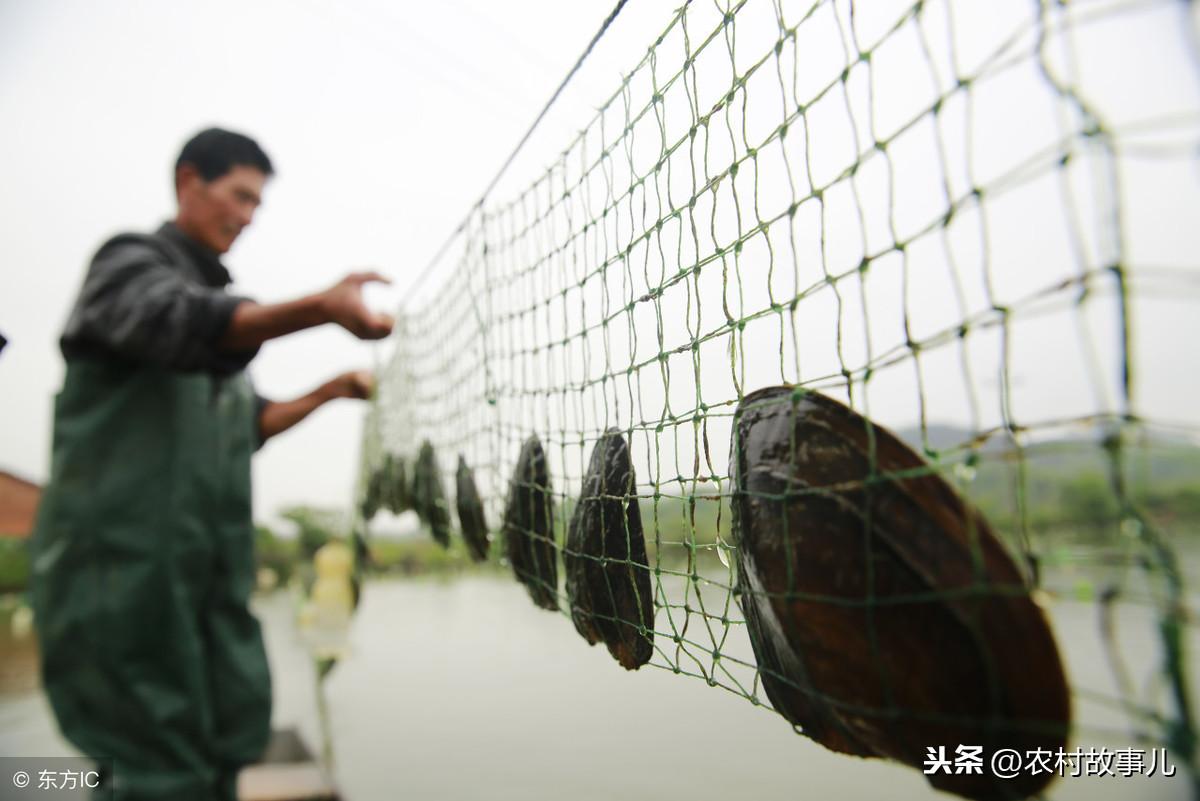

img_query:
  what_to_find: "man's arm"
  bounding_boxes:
[219,272,394,352]
[259,370,374,442]
[62,235,260,372]
[62,235,394,371]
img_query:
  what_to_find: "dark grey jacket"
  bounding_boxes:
[61,222,259,373]
[61,221,271,436]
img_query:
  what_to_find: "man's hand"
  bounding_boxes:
[321,370,375,401]
[318,272,395,340]
[259,370,378,442]
[219,270,396,352]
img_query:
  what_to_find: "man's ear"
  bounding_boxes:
[175,163,201,198]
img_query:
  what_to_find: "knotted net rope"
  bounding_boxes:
[360,0,1200,791]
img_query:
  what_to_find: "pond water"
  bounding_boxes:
[0,572,1194,801]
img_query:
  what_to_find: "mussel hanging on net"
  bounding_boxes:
[360,462,385,522]
[565,428,654,670]
[411,440,451,548]
[456,455,490,562]
[350,525,371,610]
[383,453,413,514]
[731,386,1069,801]
[502,435,558,611]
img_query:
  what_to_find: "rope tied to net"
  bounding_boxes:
[364,0,1200,791]
[402,0,637,310]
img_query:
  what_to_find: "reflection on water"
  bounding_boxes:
[0,573,1194,800]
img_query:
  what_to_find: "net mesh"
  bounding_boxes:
[361,0,1200,790]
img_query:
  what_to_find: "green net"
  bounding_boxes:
[360,0,1200,794]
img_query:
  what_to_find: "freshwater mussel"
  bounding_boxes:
[455,455,490,562]
[361,455,409,521]
[731,386,1069,801]
[350,526,370,609]
[502,435,558,610]
[565,428,654,670]
[412,440,451,548]
[360,463,385,521]
[383,453,413,514]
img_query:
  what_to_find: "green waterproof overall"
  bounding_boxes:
[31,359,271,800]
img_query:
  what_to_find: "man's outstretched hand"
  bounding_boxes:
[260,370,378,441]
[322,369,375,401]
[319,272,395,340]
[220,271,395,351]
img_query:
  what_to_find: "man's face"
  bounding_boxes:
[176,163,267,254]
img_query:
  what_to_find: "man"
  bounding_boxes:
[30,128,394,800]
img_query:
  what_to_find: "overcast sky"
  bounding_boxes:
[0,0,664,523]
[367,0,1200,512]
[2,0,1198,527]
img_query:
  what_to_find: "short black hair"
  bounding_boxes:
[175,127,274,182]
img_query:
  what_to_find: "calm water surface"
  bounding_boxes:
[0,572,1194,801]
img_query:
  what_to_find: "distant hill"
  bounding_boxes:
[635,421,1200,561]
[894,423,1200,493]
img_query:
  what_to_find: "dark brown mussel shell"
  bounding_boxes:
[565,428,654,670]
[412,440,451,548]
[731,386,1069,801]
[384,454,413,514]
[360,464,385,521]
[455,455,490,562]
[351,526,370,609]
[502,435,558,610]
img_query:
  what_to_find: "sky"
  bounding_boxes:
[0,0,666,524]
[2,0,1198,527]
[364,0,1200,513]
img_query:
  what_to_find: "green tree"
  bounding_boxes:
[279,506,348,559]
[0,538,30,593]
[254,524,299,586]
[1059,473,1119,529]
